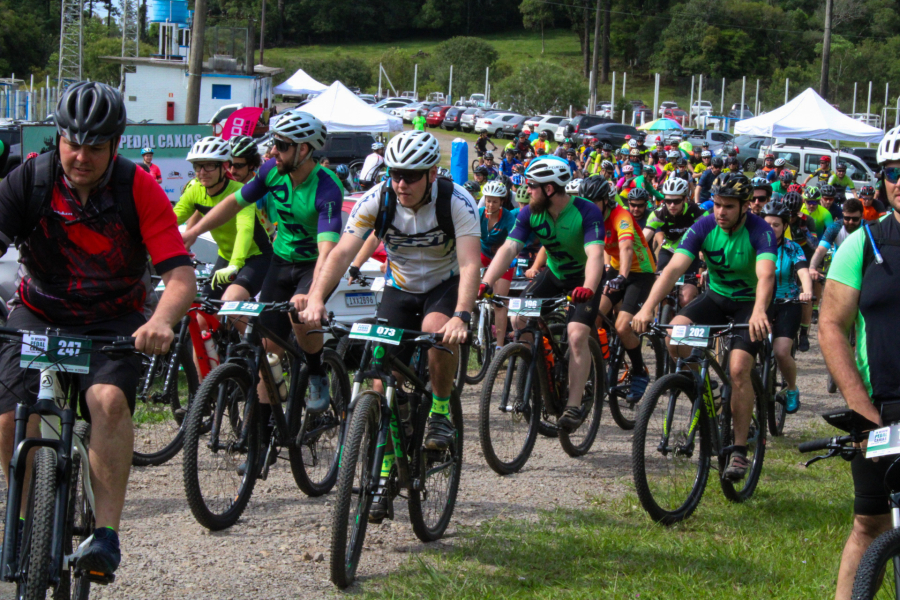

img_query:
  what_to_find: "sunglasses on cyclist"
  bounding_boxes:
[752,196,768,203]
[662,198,683,205]
[628,202,646,209]
[884,166,900,184]
[526,182,543,189]
[389,170,428,184]
[843,215,861,223]
[231,162,249,170]
[273,138,297,153]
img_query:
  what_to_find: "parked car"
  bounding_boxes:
[565,114,616,144]
[727,109,754,120]
[630,107,654,126]
[772,138,835,151]
[475,112,520,137]
[426,92,446,103]
[502,115,533,139]
[581,123,641,148]
[628,99,647,109]
[397,102,440,123]
[851,113,882,128]
[441,106,464,130]
[730,103,752,113]
[524,115,569,137]
[374,98,413,114]
[682,128,735,155]
[426,105,452,127]
[312,132,377,166]
[764,144,877,187]
[401,91,418,100]
[732,135,772,171]
[553,119,572,143]
[469,93,487,107]
[690,100,714,118]
[662,108,689,126]
[596,103,613,118]
[358,94,376,104]
[848,147,878,172]
[658,101,679,117]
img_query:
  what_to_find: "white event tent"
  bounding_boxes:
[734,88,884,143]
[301,81,402,132]
[273,68,328,96]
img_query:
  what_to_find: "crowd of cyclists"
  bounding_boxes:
[1,79,900,599]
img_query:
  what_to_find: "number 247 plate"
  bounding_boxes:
[20,334,92,374]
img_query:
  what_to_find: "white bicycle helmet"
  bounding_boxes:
[622,164,634,175]
[701,150,712,158]
[774,157,786,167]
[525,156,573,186]
[667,150,680,161]
[482,180,508,198]
[661,177,690,196]
[628,139,638,149]
[565,178,583,195]
[187,136,231,163]
[384,130,441,170]
[878,125,900,165]
[601,160,614,170]
[270,110,327,150]
[372,142,385,151]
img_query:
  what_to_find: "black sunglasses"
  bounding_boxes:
[274,138,297,153]
[843,215,861,223]
[389,170,428,184]
[231,162,249,170]
[628,202,646,208]
[663,198,684,205]
[884,166,900,184]
[752,196,768,202]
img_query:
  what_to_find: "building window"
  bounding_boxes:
[212,84,232,100]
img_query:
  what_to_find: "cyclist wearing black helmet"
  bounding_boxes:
[819,184,843,221]
[695,156,723,208]
[634,175,777,482]
[464,179,483,201]
[749,177,772,216]
[0,81,196,578]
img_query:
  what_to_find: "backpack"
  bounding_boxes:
[22,151,141,243]
[373,176,456,240]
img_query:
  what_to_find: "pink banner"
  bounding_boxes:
[220,107,264,140]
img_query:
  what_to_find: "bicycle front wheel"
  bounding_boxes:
[478,343,540,475]
[464,306,494,385]
[330,390,382,589]
[852,526,900,600]
[182,362,260,530]
[720,369,767,503]
[18,447,57,600]
[289,349,351,496]
[559,337,605,457]
[765,356,787,438]
[632,373,711,525]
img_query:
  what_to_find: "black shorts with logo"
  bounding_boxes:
[523,269,602,328]
[678,289,768,354]
[603,272,656,315]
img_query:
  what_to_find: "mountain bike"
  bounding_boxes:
[631,322,769,525]
[181,300,350,531]
[464,294,496,385]
[478,295,605,475]
[327,320,464,588]
[655,273,702,374]
[760,298,807,437]
[0,328,137,599]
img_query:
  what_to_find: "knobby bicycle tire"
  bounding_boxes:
[559,337,605,457]
[464,306,494,385]
[765,355,787,438]
[478,342,540,475]
[330,390,381,589]
[132,341,199,467]
[608,335,666,431]
[852,525,900,600]
[182,362,260,531]
[58,421,93,600]
[19,448,57,600]
[720,368,767,503]
[632,373,711,525]
[289,349,351,497]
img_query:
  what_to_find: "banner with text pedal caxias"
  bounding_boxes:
[21,123,214,204]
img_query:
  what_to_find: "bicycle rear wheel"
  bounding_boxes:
[765,355,787,438]
[18,447,57,600]
[464,306,494,385]
[289,349,351,496]
[478,343,540,475]
[330,390,381,589]
[632,373,711,525]
[559,337,605,457]
[132,341,199,467]
[182,362,260,530]
[608,335,666,431]
[409,390,464,542]
[58,422,94,600]
[720,369,767,503]
[852,526,900,600]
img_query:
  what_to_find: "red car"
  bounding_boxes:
[426,105,452,127]
[662,108,689,126]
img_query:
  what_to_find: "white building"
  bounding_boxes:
[101,56,282,124]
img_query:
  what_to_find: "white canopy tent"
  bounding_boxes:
[734,87,884,143]
[273,68,328,96]
[301,81,402,132]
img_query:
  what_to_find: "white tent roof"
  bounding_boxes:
[273,68,328,96]
[301,81,402,133]
[734,88,884,143]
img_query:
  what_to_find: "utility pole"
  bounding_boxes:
[185,0,208,124]
[589,0,601,113]
[819,0,833,99]
[259,0,267,64]
[600,0,610,84]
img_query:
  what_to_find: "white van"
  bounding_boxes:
[761,141,878,188]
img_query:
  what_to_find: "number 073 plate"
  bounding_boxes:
[20,334,92,374]
[348,323,404,345]
[670,324,713,348]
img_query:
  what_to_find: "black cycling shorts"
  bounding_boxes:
[603,272,655,315]
[851,450,900,515]
[771,301,802,341]
[257,256,318,339]
[376,276,459,365]
[656,248,702,277]
[202,253,272,301]
[523,269,602,328]
[0,308,145,416]
[678,289,767,354]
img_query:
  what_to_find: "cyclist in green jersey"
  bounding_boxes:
[634,176,777,481]
[828,162,858,200]
[412,110,427,131]
[182,111,344,419]
[229,135,277,238]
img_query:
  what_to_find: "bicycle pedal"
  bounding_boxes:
[78,569,115,585]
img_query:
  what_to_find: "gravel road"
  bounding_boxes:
[0,331,843,599]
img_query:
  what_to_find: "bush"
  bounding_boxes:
[426,37,499,100]
[496,61,585,115]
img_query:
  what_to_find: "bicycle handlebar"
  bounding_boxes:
[798,436,854,453]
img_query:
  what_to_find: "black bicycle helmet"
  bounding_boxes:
[711,157,724,169]
[860,185,876,196]
[760,200,790,221]
[602,143,613,151]
[716,174,752,202]
[55,81,127,146]
[780,169,794,183]
[819,184,836,198]
[627,187,651,203]
[578,176,613,204]
[463,180,481,194]
[473,165,489,176]
[230,135,259,158]
[783,191,803,213]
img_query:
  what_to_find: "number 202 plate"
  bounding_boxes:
[348,323,404,345]
[670,324,713,348]
[20,334,92,374]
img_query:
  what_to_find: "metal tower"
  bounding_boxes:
[57,0,83,95]
[119,0,140,90]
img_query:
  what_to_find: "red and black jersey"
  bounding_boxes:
[0,153,191,325]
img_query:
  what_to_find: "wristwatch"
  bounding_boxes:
[453,311,471,324]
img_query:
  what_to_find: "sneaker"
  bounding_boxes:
[558,406,584,433]
[724,453,750,482]
[784,389,801,414]
[307,374,331,415]
[798,331,810,352]
[73,527,121,577]
[424,414,455,451]
[237,449,276,477]
[626,371,650,403]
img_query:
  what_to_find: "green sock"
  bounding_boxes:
[380,451,395,478]
[430,394,450,417]
[800,324,809,333]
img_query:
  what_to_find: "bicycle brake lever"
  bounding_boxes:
[803,447,840,468]
[431,344,454,356]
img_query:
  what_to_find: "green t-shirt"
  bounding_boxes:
[413,115,427,131]
[174,178,271,267]
[235,159,344,262]
[828,173,856,190]
[801,204,834,239]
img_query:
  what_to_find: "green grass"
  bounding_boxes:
[361,427,854,599]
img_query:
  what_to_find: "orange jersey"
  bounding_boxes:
[603,206,656,273]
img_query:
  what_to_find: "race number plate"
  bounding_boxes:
[670,324,713,348]
[508,297,543,317]
[370,277,385,292]
[866,425,900,458]
[218,301,265,316]
[348,323,403,345]
[345,292,376,307]
[516,258,529,267]
[20,334,92,374]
